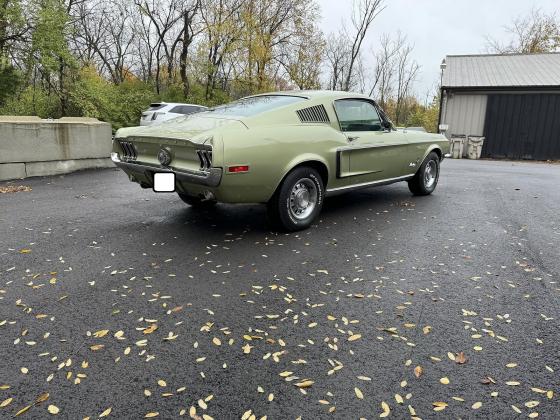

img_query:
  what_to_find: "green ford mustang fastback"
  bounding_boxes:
[112,90,450,230]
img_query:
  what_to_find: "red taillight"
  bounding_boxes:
[228,165,249,173]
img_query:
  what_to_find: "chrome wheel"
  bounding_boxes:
[289,178,318,220]
[424,160,437,189]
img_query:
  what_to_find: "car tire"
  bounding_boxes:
[178,193,216,208]
[267,166,324,231]
[408,152,440,196]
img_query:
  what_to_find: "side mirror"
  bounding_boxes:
[382,120,392,131]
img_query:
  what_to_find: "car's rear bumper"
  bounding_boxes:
[111,153,222,187]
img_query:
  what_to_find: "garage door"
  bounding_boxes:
[482,94,560,160]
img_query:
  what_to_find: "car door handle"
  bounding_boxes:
[347,136,360,142]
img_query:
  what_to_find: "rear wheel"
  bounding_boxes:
[178,193,216,208]
[408,152,440,195]
[267,166,324,231]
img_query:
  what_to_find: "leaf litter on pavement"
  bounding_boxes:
[0,193,558,419]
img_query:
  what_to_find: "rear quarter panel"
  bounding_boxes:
[218,124,347,203]
[407,132,450,162]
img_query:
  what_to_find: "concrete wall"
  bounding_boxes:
[0,117,113,181]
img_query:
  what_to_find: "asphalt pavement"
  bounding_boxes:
[0,159,559,419]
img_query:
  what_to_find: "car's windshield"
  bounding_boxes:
[206,95,306,117]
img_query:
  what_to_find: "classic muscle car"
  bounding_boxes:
[112,91,450,230]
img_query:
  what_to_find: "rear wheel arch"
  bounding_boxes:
[271,159,329,201]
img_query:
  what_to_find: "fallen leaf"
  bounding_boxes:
[15,405,32,416]
[455,352,467,364]
[143,325,158,335]
[295,380,314,388]
[93,329,109,338]
[440,377,450,385]
[35,393,50,404]
[99,407,112,417]
[354,387,363,399]
[414,366,423,378]
[472,402,482,409]
[380,401,390,417]
[144,412,159,418]
[0,398,12,408]
[47,404,60,414]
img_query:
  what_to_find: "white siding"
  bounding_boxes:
[442,94,487,138]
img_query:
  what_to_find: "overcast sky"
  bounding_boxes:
[317,0,559,98]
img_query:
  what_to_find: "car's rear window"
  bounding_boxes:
[207,95,306,117]
[170,105,203,115]
[147,103,166,111]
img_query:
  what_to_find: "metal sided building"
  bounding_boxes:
[439,53,560,160]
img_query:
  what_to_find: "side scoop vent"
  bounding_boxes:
[296,105,330,124]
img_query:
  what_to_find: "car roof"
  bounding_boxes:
[246,90,373,101]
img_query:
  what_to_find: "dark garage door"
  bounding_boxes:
[483,94,560,160]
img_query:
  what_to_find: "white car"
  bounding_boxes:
[140,102,207,126]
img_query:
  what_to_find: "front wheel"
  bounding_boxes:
[267,167,324,231]
[408,152,440,196]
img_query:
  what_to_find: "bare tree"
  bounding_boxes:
[200,0,243,99]
[342,0,384,91]
[394,40,419,124]
[325,31,351,90]
[486,8,560,53]
[74,0,136,84]
[368,33,403,107]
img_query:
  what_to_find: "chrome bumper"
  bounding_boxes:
[111,153,222,187]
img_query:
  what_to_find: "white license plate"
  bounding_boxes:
[153,172,175,192]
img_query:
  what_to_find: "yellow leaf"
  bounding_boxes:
[20,249,32,254]
[279,371,293,377]
[380,401,390,417]
[35,393,50,404]
[0,398,13,408]
[354,387,363,399]
[48,404,60,414]
[348,334,362,342]
[99,407,112,417]
[212,337,221,346]
[143,324,158,335]
[93,330,109,338]
[525,401,539,408]
[528,413,539,419]
[295,380,314,388]
[472,402,482,409]
[395,394,404,404]
[90,344,104,351]
[440,377,450,385]
[144,413,159,418]
[447,352,455,361]
[414,366,423,378]
[157,380,166,387]
[15,405,32,416]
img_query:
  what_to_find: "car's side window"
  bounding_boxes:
[334,99,382,132]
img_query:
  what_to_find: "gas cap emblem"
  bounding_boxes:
[158,148,172,166]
